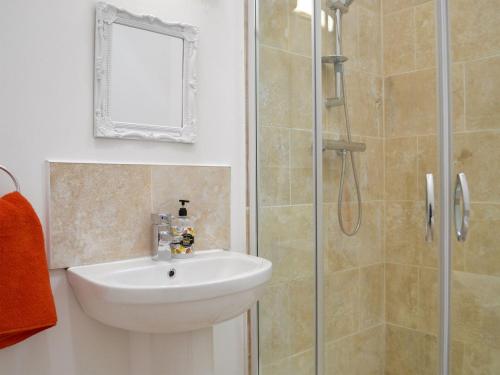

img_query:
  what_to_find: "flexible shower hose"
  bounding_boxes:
[337,72,362,236]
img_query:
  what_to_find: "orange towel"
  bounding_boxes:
[0,192,57,349]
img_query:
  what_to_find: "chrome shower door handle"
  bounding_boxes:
[454,172,470,242]
[425,173,435,242]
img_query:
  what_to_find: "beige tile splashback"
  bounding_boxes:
[49,162,230,268]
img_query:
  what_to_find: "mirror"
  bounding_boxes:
[94,3,199,143]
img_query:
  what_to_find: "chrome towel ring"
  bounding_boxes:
[0,165,20,192]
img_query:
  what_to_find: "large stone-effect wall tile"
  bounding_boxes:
[259,166,290,206]
[324,203,358,272]
[357,0,381,13]
[325,201,384,272]
[336,2,359,69]
[49,163,151,268]
[360,264,384,328]
[288,0,311,56]
[326,325,384,375]
[287,349,314,375]
[259,205,314,285]
[261,358,290,375]
[355,136,384,201]
[385,201,422,265]
[259,126,290,167]
[353,201,384,266]
[383,8,415,75]
[452,63,466,132]
[465,56,500,131]
[385,263,419,328]
[260,350,317,375]
[358,7,382,75]
[323,143,343,204]
[386,324,463,375]
[384,69,437,137]
[291,167,313,204]
[259,0,288,50]
[415,1,436,69]
[383,0,430,14]
[290,54,313,130]
[452,341,465,375]
[465,203,500,277]
[463,341,500,375]
[289,277,315,354]
[452,271,500,349]
[385,324,420,375]
[385,137,418,201]
[454,131,500,202]
[291,129,313,168]
[450,0,500,62]
[151,165,230,251]
[325,269,360,340]
[259,283,290,365]
[259,46,290,127]
[419,332,438,375]
[418,267,439,335]
[345,72,383,138]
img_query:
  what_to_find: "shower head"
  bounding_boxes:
[328,0,354,13]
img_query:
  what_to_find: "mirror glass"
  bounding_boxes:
[94,2,198,142]
[110,24,184,128]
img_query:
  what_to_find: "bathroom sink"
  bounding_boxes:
[67,250,272,333]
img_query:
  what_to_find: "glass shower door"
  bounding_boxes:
[318,0,386,373]
[449,1,500,373]
[255,1,317,374]
[253,0,500,374]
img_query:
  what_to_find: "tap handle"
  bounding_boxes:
[151,213,171,225]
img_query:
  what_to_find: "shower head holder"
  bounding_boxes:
[327,0,354,13]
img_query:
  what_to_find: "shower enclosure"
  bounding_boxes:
[249,0,500,374]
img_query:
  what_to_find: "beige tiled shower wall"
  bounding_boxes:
[258,0,385,373]
[382,0,500,373]
[382,0,447,373]
[258,1,316,372]
[259,0,500,373]
[323,0,385,373]
[49,162,230,268]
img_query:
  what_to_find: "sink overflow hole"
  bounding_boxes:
[168,268,176,278]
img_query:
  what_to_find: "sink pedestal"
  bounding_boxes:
[129,327,214,375]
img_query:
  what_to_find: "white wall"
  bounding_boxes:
[0,0,246,374]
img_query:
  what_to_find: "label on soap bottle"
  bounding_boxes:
[171,226,195,257]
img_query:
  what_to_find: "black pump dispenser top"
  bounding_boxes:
[179,200,190,217]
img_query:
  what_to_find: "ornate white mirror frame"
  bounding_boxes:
[94,2,199,143]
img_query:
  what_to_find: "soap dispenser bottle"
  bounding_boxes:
[170,200,195,258]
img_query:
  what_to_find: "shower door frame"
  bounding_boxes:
[248,0,455,374]
[436,0,453,374]
[246,0,259,373]
[312,0,325,373]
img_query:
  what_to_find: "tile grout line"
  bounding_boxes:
[412,6,417,72]
[463,60,467,132]
[325,322,385,345]
[382,0,434,17]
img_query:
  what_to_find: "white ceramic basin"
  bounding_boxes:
[67,250,272,333]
